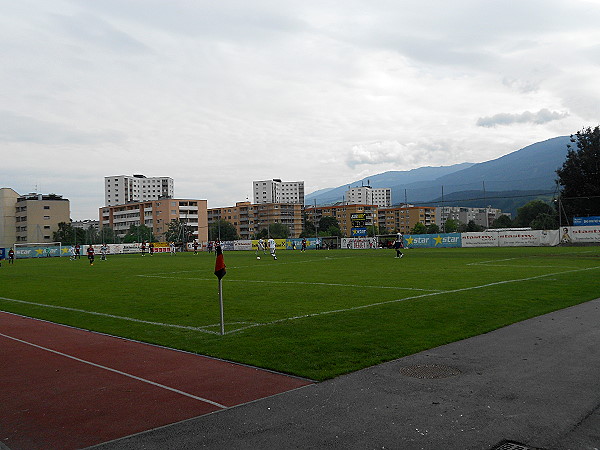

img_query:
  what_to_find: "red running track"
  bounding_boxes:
[0,312,313,449]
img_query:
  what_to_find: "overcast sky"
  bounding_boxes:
[2,0,599,219]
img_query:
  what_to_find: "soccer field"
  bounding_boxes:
[1,246,599,380]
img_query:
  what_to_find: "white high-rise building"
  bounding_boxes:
[345,186,391,207]
[104,174,174,206]
[253,179,304,204]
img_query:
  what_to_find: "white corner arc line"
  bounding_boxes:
[0,332,227,409]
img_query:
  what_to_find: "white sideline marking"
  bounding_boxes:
[137,275,443,292]
[2,266,598,335]
[0,332,227,409]
[0,297,221,335]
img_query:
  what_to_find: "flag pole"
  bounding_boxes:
[214,244,227,336]
[219,278,224,335]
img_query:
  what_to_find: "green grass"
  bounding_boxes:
[1,246,599,380]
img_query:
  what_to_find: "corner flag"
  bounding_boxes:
[214,245,226,279]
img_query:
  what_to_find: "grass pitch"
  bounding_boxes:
[1,246,599,380]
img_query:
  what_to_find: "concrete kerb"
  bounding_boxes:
[92,298,600,450]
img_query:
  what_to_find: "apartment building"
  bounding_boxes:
[253,179,304,205]
[0,188,70,247]
[104,174,174,207]
[377,205,437,234]
[436,206,509,230]
[344,186,392,207]
[208,201,303,239]
[100,198,208,242]
[305,204,379,237]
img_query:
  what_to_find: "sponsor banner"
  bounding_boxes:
[351,228,367,236]
[498,231,539,247]
[341,238,378,249]
[234,240,252,251]
[461,232,498,247]
[0,248,5,259]
[561,226,600,243]
[250,239,287,251]
[540,230,560,246]
[15,246,62,258]
[404,233,461,248]
[286,238,320,250]
[573,216,600,226]
[122,243,141,254]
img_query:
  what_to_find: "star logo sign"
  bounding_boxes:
[434,235,443,246]
[406,236,414,246]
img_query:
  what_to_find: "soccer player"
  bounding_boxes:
[301,237,307,252]
[393,239,404,258]
[100,243,108,261]
[75,243,81,259]
[87,245,95,265]
[268,238,277,260]
[193,240,199,254]
[256,238,266,255]
[149,242,154,256]
[170,241,176,255]
[141,241,146,256]
[8,248,15,264]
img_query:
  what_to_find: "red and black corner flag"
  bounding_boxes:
[214,245,226,280]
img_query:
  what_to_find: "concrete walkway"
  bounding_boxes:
[92,298,600,450]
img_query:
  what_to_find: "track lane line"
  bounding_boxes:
[0,331,228,409]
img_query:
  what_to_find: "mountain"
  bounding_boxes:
[305,163,474,205]
[306,136,570,211]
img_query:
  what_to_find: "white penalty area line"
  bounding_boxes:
[228,265,600,334]
[137,275,442,292]
[0,331,227,409]
[0,297,222,335]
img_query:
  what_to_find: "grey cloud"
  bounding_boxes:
[476,109,569,128]
[50,12,151,54]
[0,111,126,145]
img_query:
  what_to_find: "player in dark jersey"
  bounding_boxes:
[87,245,95,265]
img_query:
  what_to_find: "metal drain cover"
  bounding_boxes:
[399,364,461,379]
[491,440,537,450]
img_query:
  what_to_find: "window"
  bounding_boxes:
[44,225,50,229]
[43,205,50,209]
[44,215,50,220]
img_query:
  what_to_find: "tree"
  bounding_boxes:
[325,225,342,237]
[123,224,155,243]
[300,214,316,238]
[268,223,290,239]
[165,219,193,243]
[514,200,556,228]
[98,226,117,244]
[53,222,85,245]
[530,213,558,230]
[443,219,459,233]
[491,215,512,228]
[366,225,379,237]
[319,216,340,231]
[426,224,440,234]
[556,125,600,223]
[410,223,427,234]
[458,220,485,233]
[209,220,238,241]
